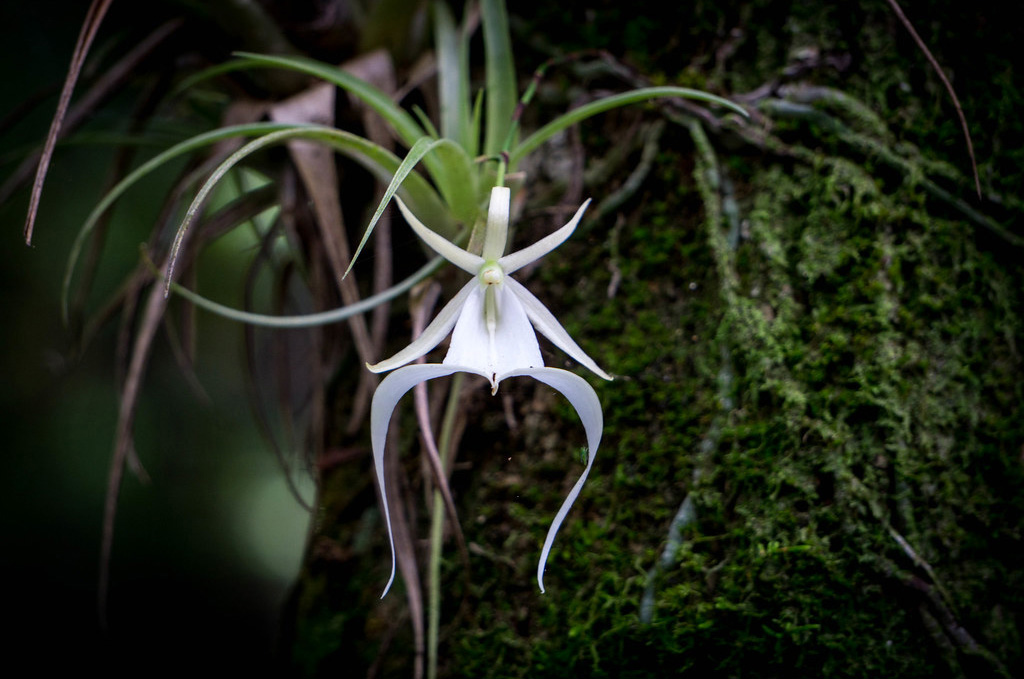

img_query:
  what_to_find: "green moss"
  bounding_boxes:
[287,2,1024,677]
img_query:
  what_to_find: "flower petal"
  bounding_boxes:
[444,283,543,393]
[482,186,510,261]
[367,281,476,373]
[499,199,591,274]
[506,278,613,381]
[371,364,463,597]
[395,195,482,274]
[500,367,603,593]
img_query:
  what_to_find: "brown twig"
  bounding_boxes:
[19,8,186,242]
[23,0,113,244]
[410,284,472,580]
[383,414,425,679]
[884,0,981,198]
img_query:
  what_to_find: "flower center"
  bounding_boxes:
[479,261,504,286]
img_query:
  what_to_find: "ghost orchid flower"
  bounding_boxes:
[368,186,612,597]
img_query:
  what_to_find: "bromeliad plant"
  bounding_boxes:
[63,0,746,617]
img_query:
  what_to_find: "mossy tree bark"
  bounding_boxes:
[285,2,1023,677]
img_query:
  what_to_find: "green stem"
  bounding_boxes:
[427,373,465,679]
[494,158,506,188]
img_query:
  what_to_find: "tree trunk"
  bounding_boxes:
[283,2,1024,678]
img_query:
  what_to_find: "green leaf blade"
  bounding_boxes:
[481,0,517,156]
[510,86,749,164]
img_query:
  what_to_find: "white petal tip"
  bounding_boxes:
[380,568,396,599]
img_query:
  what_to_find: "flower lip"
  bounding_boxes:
[443,282,542,391]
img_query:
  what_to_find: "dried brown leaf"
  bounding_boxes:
[18,10,183,239]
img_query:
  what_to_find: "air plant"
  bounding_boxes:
[61,0,744,594]
[42,0,746,673]
[156,0,744,596]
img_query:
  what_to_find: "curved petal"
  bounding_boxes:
[499,199,591,274]
[500,367,603,593]
[367,280,475,373]
[394,195,482,274]
[506,278,613,381]
[371,364,463,597]
[444,284,543,393]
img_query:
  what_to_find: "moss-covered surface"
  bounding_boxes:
[286,2,1023,676]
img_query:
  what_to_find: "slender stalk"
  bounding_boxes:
[427,373,465,679]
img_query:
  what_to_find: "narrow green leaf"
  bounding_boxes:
[164,126,452,298]
[348,136,480,277]
[63,122,299,322]
[433,2,470,147]
[231,52,427,148]
[412,105,441,139]
[174,60,251,95]
[510,87,749,164]
[431,139,480,226]
[159,254,444,328]
[469,88,484,161]
[347,136,445,277]
[457,4,475,156]
[481,0,517,156]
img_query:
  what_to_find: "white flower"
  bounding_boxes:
[368,186,612,597]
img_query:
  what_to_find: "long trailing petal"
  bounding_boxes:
[499,367,603,593]
[506,278,613,381]
[368,280,476,373]
[394,195,483,274]
[443,283,543,392]
[499,199,591,274]
[371,364,463,597]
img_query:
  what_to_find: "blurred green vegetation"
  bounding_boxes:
[1,2,313,673]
